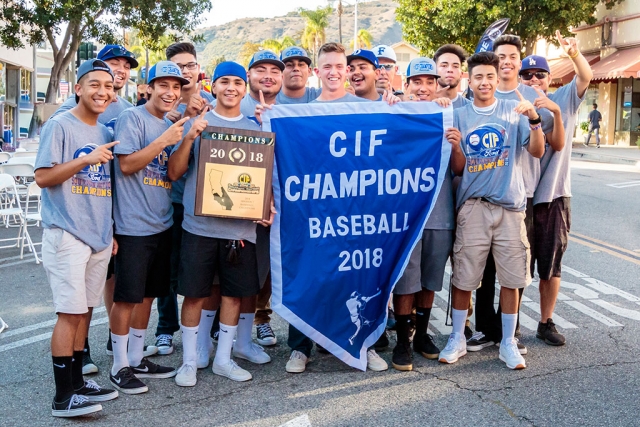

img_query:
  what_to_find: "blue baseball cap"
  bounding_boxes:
[213,61,247,83]
[280,46,312,66]
[406,57,440,79]
[347,49,379,68]
[98,44,139,68]
[520,55,551,74]
[248,50,285,71]
[75,59,114,102]
[147,61,190,85]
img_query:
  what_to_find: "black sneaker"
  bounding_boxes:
[82,352,98,375]
[536,318,566,346]
[464,325,473,341]
[155,334,174,355]
[106,334,113,356]
[109,367,149,394]
[52,394,102,418]
[75,379,118,402]
[374,331,389,352]
[256,323,277,346]
[466,332,495,352]
[131,358,177,379]
[413,333,440,360]
[391,342,413,371]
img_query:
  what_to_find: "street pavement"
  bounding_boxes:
[1,154,639,426]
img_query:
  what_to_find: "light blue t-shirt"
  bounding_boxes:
[276,87,322,104]
[240,94,261,123]
[173,111,262,243]
[35,111,114,252]
[495,83,554,198]
[112,106,174,236]
[454,99,531,211]
[535,77,584,204]
[311,93,370,103]
[51,95,134,135]
[451,95,470,109]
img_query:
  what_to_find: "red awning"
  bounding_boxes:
[549,54,600,86]
[591,47,640,81]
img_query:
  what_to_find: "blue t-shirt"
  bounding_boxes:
[113,106,174,236]
[276,87,322,104]
[451,95,470,109]
[51,95,134,136]
[35,111,114,252]
[588,109,602,129]
[454,99,531,211]
[310,93,370,103]
[173,111,262,243]
[240,94,261,123]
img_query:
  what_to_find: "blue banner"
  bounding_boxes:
[263,102,452,370]
[475,18,510,53]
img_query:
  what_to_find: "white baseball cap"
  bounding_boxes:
[373,45,397,63]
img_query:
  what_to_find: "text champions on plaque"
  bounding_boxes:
[195,126,275,221]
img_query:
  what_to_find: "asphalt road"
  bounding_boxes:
[1,158,639,426]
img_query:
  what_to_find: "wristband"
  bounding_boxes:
[568,50,579,59]
[530,123,542,131]
[529,115,542,125]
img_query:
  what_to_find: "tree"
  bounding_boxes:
[349,29,374,50]
[0,0,210,103]
[204,56,227,76]
[299,6,334,66]
[396,0,624,56]
[127,31,175,84]
[239,42,262,67]
[261,36,298,55]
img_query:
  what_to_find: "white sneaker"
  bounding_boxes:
[366,349,388,372]
[175,363,197,387]
[212,360,252,381]
[438,332,467,364]
[286,350,309,373]
[196,345,214,369]
[233,342,271,364]
[142,345,158,358]
[499,338,526,370]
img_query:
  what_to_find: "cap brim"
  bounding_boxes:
[150,75,190,86]
[282,56,312,66]
[408,72,440,79]
[250,59,285,71]
[126,57,139,69]
[347,55,376,67]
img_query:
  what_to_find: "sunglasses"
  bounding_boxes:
[104,46,134,59]
[378,64,395,70]
[521,71,548,80]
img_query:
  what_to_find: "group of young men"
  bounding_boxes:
[36,28,592,417]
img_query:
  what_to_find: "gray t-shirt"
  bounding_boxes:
[535,78,584,204]
[451,95,470,109]
[35,111,114,252]
[113,106,174,236]
[240,94,262,123]
[311,93,370,103]
[454,99,530,211]
[276,87,322,104]
[51,95,134,135]
[495,83,553,198]
[174,111,262,243]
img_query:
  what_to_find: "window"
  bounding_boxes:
[20,69,32,105]
[397,53,411,62]
[0,62,5,102]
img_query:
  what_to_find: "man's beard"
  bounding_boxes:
[438,77,459,89]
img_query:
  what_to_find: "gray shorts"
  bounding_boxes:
[393,229,454,295]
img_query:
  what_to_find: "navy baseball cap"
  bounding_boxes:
[147,61,190,85]
[248,50,285,71]
[280,46,312,65]
[406,57,440,79]
[75,59,114,102]
[520,55,551,74]
[347,49,379,68]
[98,44,139,68]
[213,61,247,83]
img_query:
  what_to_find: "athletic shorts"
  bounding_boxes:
[452,198,531,291]
[177,231,260,298]
[42,228,112,314]
[525,197,535,277]
[255,224,271,288]
[106,256,115,280]
[113,229,172,303]
[394,229,454,295]
[533,197,571,280]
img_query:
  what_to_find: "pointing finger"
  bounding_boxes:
[259,89,266,105]
[175,116,190,126]
[533,86,546,97]
[515,89,525,102]
[104,141,120,148]
[199,106,209,119]
[556,30,566,45]
[172,97,183,110]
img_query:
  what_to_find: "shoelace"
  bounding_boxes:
[84,380,101,391]
[157,335,172,346]
[68,394,89,409]
[291,351,305,360]
[228,360,241,371]
[367,350,381,359]
[505,339,521,357]
[179,364,195,374]
[445,334,461,351]
[468,331,486,342]
[257,324,274,337]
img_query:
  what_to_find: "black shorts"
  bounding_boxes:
[106,256,115,280]
[177,230,260,298]
[255,225,270,288]
[113,229,172,303]
[533,197,571,280]
[525,197,535,277]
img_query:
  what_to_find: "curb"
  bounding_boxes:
[571,148,640,167]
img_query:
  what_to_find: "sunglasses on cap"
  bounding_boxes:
[521,71,548,81]
[104,46,134,58]
[378,64,395,70]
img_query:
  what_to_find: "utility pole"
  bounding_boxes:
[353,0,359,50]
[338,0,343,44]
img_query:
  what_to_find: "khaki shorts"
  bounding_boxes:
[452,199,531,291]
[42,228,112,314]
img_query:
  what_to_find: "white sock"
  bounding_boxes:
[451,308,467,338]
[234,312,255,352]
[110,332,129,376]
[213,322,237,366]
[501,313,518,346]
[181,324,199,366]
[127,328,146,367]
[196,310,216,350]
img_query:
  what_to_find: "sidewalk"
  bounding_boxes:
[571,142,640,167]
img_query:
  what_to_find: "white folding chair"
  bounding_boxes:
[0,174,37,261]
[20,181,42,263]
[12,151,36,158]
[0,317,7,334]
[25,142,39,151]
[0,164,35,226]
[0,152,10,164]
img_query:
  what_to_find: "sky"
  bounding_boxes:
[199,0,337,28]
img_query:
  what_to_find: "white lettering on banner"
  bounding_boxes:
[284,168,436,201]
[309,213,409,239]
[329,129,387,158]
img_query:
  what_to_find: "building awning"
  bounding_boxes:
[591,47,640,81]
[549,54,600,86]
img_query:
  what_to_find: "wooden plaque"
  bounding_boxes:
[195,126,275,221]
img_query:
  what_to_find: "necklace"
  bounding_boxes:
[471,99,498,116]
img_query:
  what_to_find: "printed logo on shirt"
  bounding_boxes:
[104,118,117,136]
[465,124,510,173]
[143,146,172,189]
[72,143,112,197]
